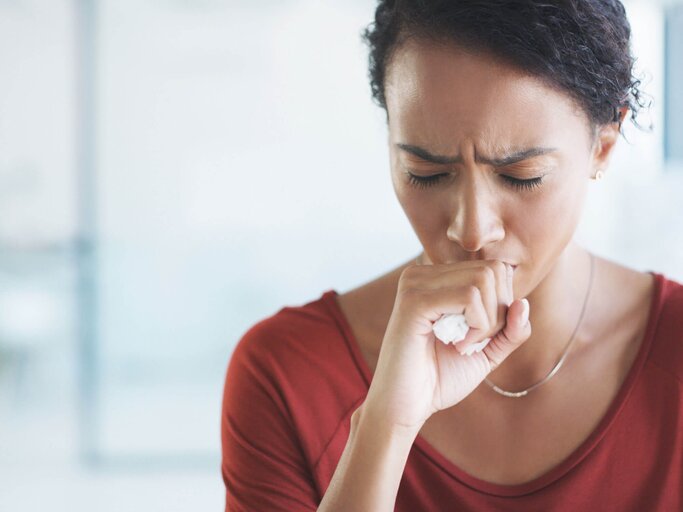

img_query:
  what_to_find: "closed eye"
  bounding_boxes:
[406,172,545,191]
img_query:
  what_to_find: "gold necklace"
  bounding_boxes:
[415,252,596,397]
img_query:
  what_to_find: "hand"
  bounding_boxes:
[362,260,532,434]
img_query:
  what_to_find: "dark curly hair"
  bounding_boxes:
[361,0,652,137]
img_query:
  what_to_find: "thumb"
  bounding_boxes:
[483,298,531,371]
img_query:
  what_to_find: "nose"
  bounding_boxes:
[446,173,505,252]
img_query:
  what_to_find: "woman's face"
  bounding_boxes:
[385,38,613,296]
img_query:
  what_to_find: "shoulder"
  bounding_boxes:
[225,289,370,415]
[221,294,343,509]
[222,291,369,466]
[648,272,683,385]
[229,290,343,373]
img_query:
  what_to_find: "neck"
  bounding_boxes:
[488,242,595,392]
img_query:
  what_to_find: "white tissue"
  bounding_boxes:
[432,313,469,344]
[432,313,491,356]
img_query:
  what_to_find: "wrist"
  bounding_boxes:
[319,399,419,511]
[353,399,423,443]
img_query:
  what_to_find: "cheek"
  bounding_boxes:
[543,176,586,232]
[514,176,587,256]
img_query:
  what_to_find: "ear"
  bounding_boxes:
[590,106,628,176]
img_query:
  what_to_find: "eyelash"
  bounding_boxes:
[406,172,545,191]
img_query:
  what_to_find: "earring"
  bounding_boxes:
[592,169,604,181]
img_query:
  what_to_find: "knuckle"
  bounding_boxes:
[400,286,421,302]
[400,265,417,281]
[490,260,507,277]
[480,266,496,286]
[466,285,481,302]
[482,316,492,333]
[500,329,516,346]
[399,267,421,289]
[474,268,489,289]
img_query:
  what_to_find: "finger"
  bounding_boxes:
[454,265,501,352]
[411,285,491,336]
[412,258,497,271]
[482,298,531,370]
[491,261,512,331]
[404,260,510,350]
[473,266,499,341]
[505,263,514,306]
[475,261,512,348]
[409,264,498,343]
[479,261,510,331]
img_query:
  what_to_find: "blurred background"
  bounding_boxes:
[0,0,681,510]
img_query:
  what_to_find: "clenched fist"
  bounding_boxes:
[362,259,532,434]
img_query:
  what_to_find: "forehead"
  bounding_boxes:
[384,38,590,152]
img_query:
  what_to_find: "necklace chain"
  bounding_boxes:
[416,252,596,398]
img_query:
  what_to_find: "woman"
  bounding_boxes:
[221,1,683,510]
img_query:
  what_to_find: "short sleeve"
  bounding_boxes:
[220,324,320,512]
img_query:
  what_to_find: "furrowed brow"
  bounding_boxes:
[396,143,557,166]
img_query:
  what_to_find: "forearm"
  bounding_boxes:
[317,401,420,512]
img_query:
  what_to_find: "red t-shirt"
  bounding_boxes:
[221,271,683,511]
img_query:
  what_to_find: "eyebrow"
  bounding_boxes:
[396,143,558,167]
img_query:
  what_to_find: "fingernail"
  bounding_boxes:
[521,298,529,325]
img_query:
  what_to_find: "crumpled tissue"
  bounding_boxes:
[432,313,491,356]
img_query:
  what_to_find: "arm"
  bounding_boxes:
[317,400,421,512]
[318,262,530,510]
[222,328,419,512]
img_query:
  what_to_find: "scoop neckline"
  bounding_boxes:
[320,271,664,497]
